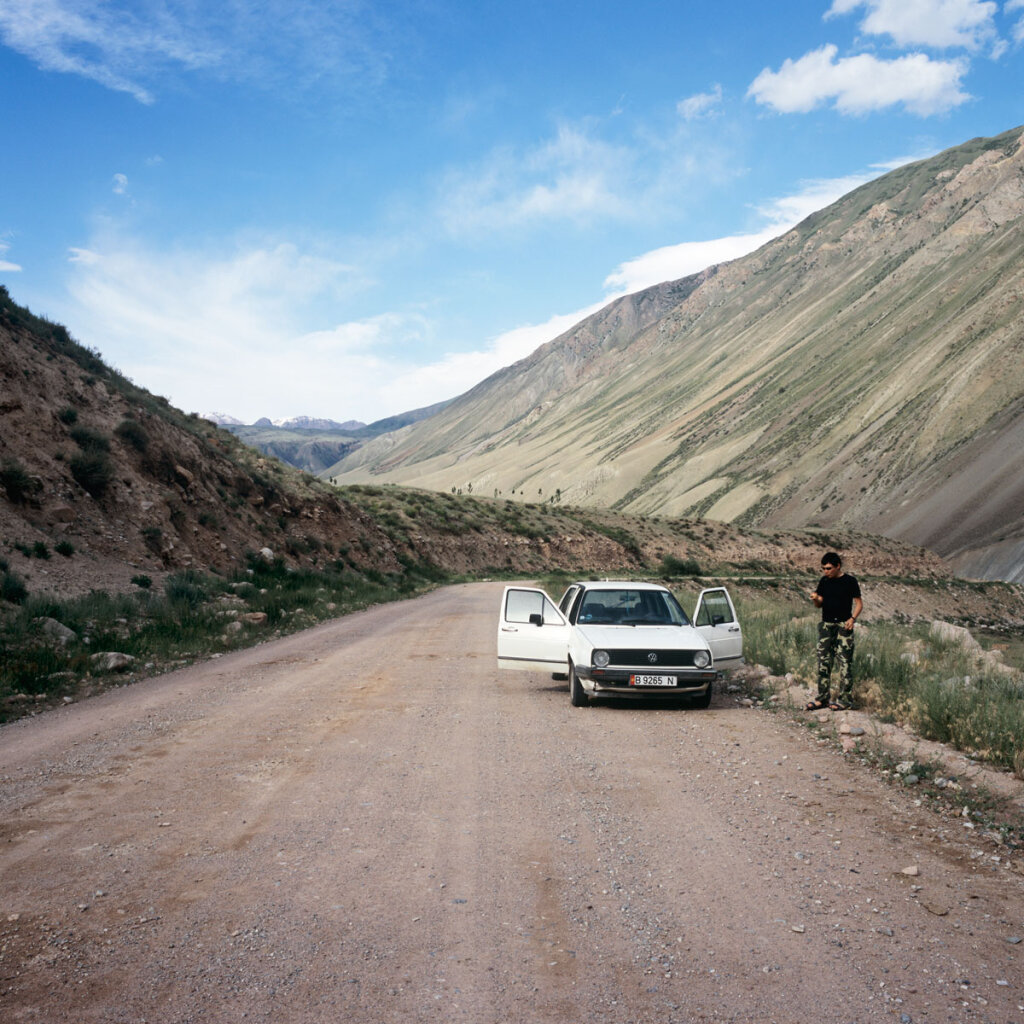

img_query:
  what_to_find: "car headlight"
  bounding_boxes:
[592,650,610,668]
[693,649,711,669]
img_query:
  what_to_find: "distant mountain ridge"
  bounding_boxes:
[328,125,1024,582]
[212,402,452,476]
[203,413,365,431]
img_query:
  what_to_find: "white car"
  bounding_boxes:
[497,580,742,707]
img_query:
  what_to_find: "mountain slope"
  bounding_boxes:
[328,126,1024,581]
[0,288,413,594]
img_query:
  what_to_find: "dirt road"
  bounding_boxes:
[1,582,1022,1023]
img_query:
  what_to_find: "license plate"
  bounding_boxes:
[630,674,677,687]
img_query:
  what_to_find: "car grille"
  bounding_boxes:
[605,649,699,668]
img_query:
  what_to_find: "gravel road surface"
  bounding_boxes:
[1,582,1022,1023]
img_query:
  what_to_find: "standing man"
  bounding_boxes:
[806,551,863,711]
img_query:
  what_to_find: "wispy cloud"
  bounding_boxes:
[0,1,392,104]
[61,232,386,418]
[677,84,723,121]
[437,123,633,235]
[827,0,1000,52]
[1009,0,1024,44]
[0,239,22,272]
[748,44,969,115]
[59,223,615,421]
[435,114,743,239]
[0,0,220,103]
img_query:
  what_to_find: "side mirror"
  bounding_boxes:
[711,613,726,626]
[529,613,544,626]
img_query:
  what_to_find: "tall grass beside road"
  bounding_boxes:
[734,589,1024,777]
[0,554,448,721]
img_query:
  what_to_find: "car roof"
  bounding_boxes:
[572,580,669,592]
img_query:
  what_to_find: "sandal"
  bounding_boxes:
[829,701,850,711]
[805,699,829,710]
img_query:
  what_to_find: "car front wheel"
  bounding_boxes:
[691,681,712,709]
[569,663,589,707]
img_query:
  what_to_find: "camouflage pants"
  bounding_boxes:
[816,622,854,703]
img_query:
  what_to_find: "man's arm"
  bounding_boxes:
[845,596,863,629]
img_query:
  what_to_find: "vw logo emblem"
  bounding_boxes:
[647,652,658,663]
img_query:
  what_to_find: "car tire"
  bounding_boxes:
[692,681,713,709]
[569,663,589,707]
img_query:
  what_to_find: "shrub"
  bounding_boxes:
[70,451,112,497]
[115,418,149,452]
[55,540,75,557]
[58,406,79,425]
[70,425,110,452]
[660,554,703,577]
[0,460,35,504]
[1,571,28,604]
[164,570,208,608]
[131,574,153,589]
[32,541,50,560]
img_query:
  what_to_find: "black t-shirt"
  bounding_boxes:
[815,573,861,622]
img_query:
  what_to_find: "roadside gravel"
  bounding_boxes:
[1,582,1022,1023]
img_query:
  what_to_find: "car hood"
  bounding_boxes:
[575,623,708,650]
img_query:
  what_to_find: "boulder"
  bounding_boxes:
[930,620,982,654]
[90,652,136,673]
[36,617,77,645]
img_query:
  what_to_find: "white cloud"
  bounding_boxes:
[748,44,970,115]
[58,225,616,421]
[677,85,723,120]
[1009,0,1024,44]
[112,173,128,195]
[438,123,632,235]
[0,0,217,103]
[0,240,22,272]
[68,246,101,264]
[61,233,394,420]
[0,1,390,104]
[435,116,742,238]
[827,0,999,51]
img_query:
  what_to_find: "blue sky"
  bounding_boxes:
[1,0,1022,424]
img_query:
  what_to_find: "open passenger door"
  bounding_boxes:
[496,587,571,673]
[693,587,743,669]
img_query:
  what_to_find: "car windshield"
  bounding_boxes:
[575,589,688,626]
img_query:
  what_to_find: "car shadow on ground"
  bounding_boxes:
[535,679,724,711]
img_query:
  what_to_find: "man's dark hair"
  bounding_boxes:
[821,551,842,567]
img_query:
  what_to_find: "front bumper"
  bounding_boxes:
[577,665,716,695]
